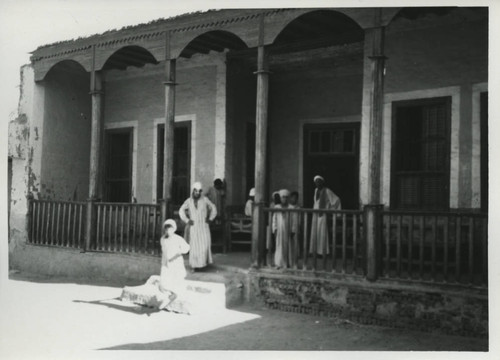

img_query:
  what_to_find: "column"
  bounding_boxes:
[161,31,177,222]
[360,25,386,205]
[360,20,386,280]
[251,44,270,267]
[85,68,104,251]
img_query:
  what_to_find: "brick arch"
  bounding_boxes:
[170,29,251,59]
[36,58,90,82]
[95,44,160,71]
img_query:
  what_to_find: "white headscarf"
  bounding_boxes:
[192,181,202,191]
[279,189,290,197]
[249,188,256,196]
[163,219,177,232]
[314,175,324,182]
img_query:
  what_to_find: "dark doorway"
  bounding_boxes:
[105,128,133,202]
[480,91,488,212]
[157,122,191,206]
[303,123,360,209]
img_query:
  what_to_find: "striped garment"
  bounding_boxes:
[179,196,217,268]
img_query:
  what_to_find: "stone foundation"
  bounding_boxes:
[249,270,488,338]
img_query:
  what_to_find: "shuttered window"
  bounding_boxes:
[391,97,451,210]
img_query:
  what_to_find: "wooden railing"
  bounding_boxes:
[264,208,364,275]
[382,211,488,286]
[29,199,86,249]
[92,202,162,255]
[262,207,488,288]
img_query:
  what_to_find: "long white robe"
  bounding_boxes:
[309,187,341,255]
[159,233,190,295]
[272,204,297,268]
[179,196,217,268]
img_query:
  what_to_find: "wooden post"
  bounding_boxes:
[161,31,177,223]
[364,204,383,281]
[85,47,104,252]
[251,17,270,267]
[26,193,34,243]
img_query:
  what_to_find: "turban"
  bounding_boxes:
[279,189,290,197]
[192,181,202,190]
[313,175,324,182]
[163,219,177,232]
[249,188,256,196]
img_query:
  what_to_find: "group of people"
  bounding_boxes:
[245,175,342,268]
[126,175,340,311]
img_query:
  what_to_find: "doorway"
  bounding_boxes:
[303,123,360,209]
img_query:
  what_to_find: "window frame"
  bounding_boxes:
[390,96,452,211]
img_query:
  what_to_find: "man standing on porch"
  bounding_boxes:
[272,189,297,268]
[179,182,217,272]
[309,175,341,255]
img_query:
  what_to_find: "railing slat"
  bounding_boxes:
[419,216,424,279]
[330,214,336,272]
[61,203,66,246]
[51,202,56,245]
[72,203,77,247]
[120,205,125,252]
[352,214,357,275]
[145,206,151,254]
[108,205,112,251]
[114,205,119,251]
[408,215,413,278]
[302,212,308,270]
[127,206,132,252]
[431,216,437,281]
[132,206,138,252]
[444,216,449,282]
[482,217,488,286]
[78,204,83,248]
[455,216,461,283]
[397,215,402,277]
[341,214,347,274]
[267,211,272,267]
[385,215,390,278]
[468,217,474,285]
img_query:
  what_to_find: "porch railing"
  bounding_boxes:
[263,207,488,288]
[92,202,162,255]
[382,211,488,286]
[29,199,86,249]
[264,208,364,275]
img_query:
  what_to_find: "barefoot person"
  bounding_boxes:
[179,182,217,271]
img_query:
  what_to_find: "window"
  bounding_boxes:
[391,97,451,210]
[105,128,133,202]
[157,122,191,206]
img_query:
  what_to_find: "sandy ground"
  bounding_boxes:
[0,272,488,359]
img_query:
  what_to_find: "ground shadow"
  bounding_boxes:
[73,299,161,316]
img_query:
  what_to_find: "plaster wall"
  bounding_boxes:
[103,52,225,203]
[40,67,91,201]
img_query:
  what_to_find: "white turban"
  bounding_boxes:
[279,189,290,197]
[192,181,202,190]
[249,188,256,196]
[163,219,177,232]
[314,175,324,182]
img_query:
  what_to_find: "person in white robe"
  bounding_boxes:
[309,175,341,255]
[179,182,217,271]
[159,219,191,300]
[272,189,297,268]
[244,188,255,217]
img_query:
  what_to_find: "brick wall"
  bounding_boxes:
[250,272,488,337]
